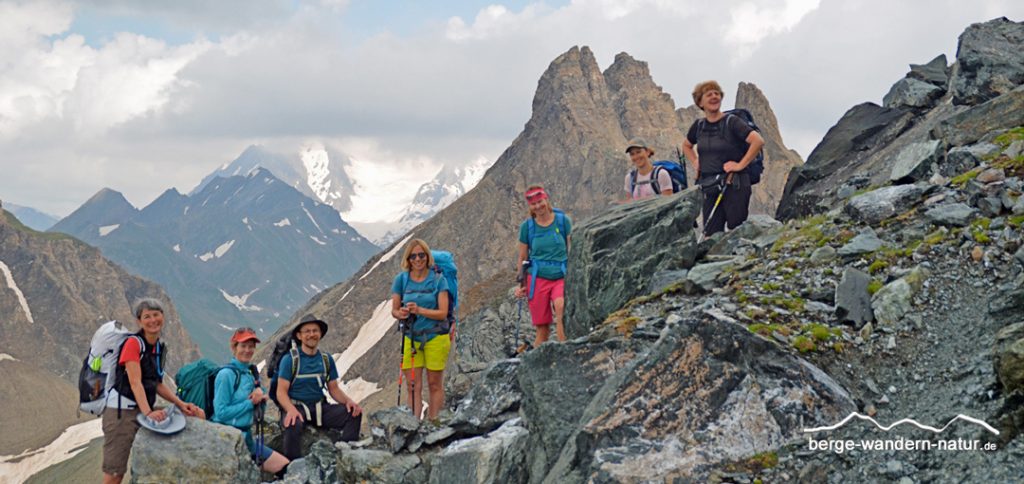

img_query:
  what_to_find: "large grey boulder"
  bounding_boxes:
[872,279,913,326]
[130,418,259,484]
[924,202,978,227]
[369,407,422,453]
[933,84,1024,146]
[279,441,339,484]
[994,322,1024,393]
[517,338,644,476]
[337,449,425,484]
[686,258,740,292]
[950,17,1024,106]
[835,267,874,327]
[446,295,534,401]
[939,145,986,177]
[837,228,883,257]
[888,139,944,182]
[707,214,783,256]
[883,77,944,110]
[990,275,1024,324]
[450,359,522,436]
[564,189,700,338]
[542,315,855,483]
[428,422,529,484]
[844,185,924,224]
[908,54,949,87]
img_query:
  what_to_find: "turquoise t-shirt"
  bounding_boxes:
[519,215,572,280]
[277,351,338,404]
[392,272,449,341]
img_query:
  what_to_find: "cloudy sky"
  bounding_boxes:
[2,0,1022,221]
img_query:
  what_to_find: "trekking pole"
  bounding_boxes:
[255,402,265,468]
[698,173,733,244]
[396,319,405,406]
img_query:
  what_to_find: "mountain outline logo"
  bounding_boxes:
[803,412,1000,436]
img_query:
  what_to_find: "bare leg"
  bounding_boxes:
[426,370,445,420]
[535,325,551,347]
[553,297,566,342]
[103,474,123,484]
[261,451,289,474]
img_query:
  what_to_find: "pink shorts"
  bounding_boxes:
[526,276,564,326]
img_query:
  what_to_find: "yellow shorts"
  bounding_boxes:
[402,334,451,371]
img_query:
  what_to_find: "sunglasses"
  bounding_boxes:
[408,252,428,260]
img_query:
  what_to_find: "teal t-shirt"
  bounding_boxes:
[519,215,572,280]
[277,351,338,404]
[392,271,449,341]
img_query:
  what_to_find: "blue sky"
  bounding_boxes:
[2,0,1023,221]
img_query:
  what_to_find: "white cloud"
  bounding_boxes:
[3,0,1024,218]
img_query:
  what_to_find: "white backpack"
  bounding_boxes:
[78,321,137,416]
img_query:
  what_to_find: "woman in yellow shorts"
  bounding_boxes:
[390,238,451,420]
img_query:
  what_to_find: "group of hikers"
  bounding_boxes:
[95,79,765,483]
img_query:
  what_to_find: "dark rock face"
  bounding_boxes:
[993,322,1024,393]
[337,449,424,484]
[543,317,855,483]
[517,338,644,476]
[450,359,522,435]
[776,103,913,220]
[563,190,701,337]
[951,17,1024,105]
[933,84,1024,147]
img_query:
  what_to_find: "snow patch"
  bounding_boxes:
[333,300,395,380]
[302,205,323,234]
[242,217,249,224]
[219,287,263,312]
[214,240,235,258]
[98,224,119,236]
[310,236,327,246]
[218,323,235,331]
[172,244,181,252]
[301,145,333,205]
[0,260,33,323]
[0,353,17,362]
[0,420,103,483]
[340,285,355,302]
[340,377,381,405]
[309,284,319,292]
[360,233,414,281]
[274,218,291,227]
[198,252,215,262]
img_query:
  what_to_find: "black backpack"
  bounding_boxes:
[266,333,330,407]
[698,108,765,184]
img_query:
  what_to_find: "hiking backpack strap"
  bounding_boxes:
[527,212,569,300]
[629,169,638,197]
[650,165,663,195]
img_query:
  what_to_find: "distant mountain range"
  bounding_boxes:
[50,168,379,359]
[5,203,60,231]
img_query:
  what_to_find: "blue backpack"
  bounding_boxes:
[629,161,688,195]
[398,250,458,337]
[525,209,569,299]
[698,108,765,185]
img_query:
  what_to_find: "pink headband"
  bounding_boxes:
[525,188,548,203]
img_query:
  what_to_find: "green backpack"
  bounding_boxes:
[175,358,257,419]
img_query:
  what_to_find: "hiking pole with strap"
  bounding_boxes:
[254,402,266,468]
[698,173,733,244]
[396,318,410,406]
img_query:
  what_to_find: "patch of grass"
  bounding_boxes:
[1008,214,1024,228]
[868,259,889,274]
[761,282,781,292]
[868,278,884,294]
[993,126,1024,147]
[771,215,829,253]
[748,323,777,336]
[792,335,816,353]
[950,168,981,188]
[614,316,641,337]
[970,217,992,244]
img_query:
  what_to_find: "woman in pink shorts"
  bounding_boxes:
[514,185,571,345]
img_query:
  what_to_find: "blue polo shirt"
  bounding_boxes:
[277,350,338,404]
